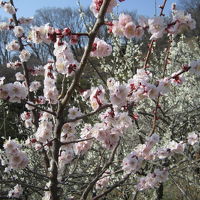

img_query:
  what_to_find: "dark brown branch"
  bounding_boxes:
[60,137,94,145]
[159,0,168,16]
[143,0,168,69]
[66,104,112,123]
[80,140,120,200]
[61,1,111,107]
[92,173,131,200]
[10,0,39,128]
[25,101,56,116]
[49,1,113,200]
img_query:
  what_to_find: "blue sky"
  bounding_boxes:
[0,0,178,19]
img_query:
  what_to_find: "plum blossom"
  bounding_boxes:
[7,61,22,70]
[148,17,165,40]
[138,16,148,28]
[112,112,133,132]
[0,22,9,30]
[3,2,16,14]
[74,124,93,155]
[15,72,25,81]
[54,39,74,62]
[167,141,185,154]
[109,81,129,108]
[43,63,58,104]
[6,40,20,51]
[90,38,112,57]
[122,151,143,173]
[54,39,79,76]
[29,24,55,44]
[90,86,107,110]
[3,138,28,170]
[96,170,110,189]
[35,114,53,143]
[156,148,172,159]
[91,122,118,150]
[60,123,76,151]
[19,50,31,62]
[29,81,41,92]
[158,78,171,95]
[118,13,133,27]
[146,84,160,99]
[187,132,199,145]
[59,150,74,166]
[18,17,33,24]
[0,76,5,86]
[8,184,23,198]
[112,13,144,39]
[25,102,35,111]
[30,65,44,76]
[171,73,185,85]
[0,82,28,103]
[146,133,160,147]
[137,168,168,191]
[90,0,117,18]
[122,134,160,173]
[35,96,46,104]
[169,10,196,34]
[123,21,136,39]
[21,111,34,128]
[68,106,82,120]
[13,26,24,37]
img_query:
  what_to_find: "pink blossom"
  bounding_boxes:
[3,2,16,14]
[90,0,117,18]
[6,40,20,51]
[148,17,165,40]
[13,26,24,37]
[123,22,136,39]
[187,132,199,145]
[90,38,112,57]
[8,184,23,198]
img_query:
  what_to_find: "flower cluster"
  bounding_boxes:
[28,24,55,44]
[0,1,16,15]
[6,40,20,51]
[92,109,132,149]
[74,124,93,155]
[156,140,185,159]
[0,81,28,103]
[43,63,58,104]
[187,132,199,145]
[8,184,23,198]
[137,168,168,191]
[19,49,31,62]
[122,134,160,173]
[35,112,53,144]
[29,81,41,92]
[21,111,34,128]
[89,85,107,110]
[13,25,24,37]
[90,38,112,57]
[109,8,195,40]
[6,61,22,70]
[3,138,28,170]
[111,13,144,39]
[58,123,76,177]
[108,79,129,108]
[90,0,117,18]
[96,170,110,189]
[54,39,79,76]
